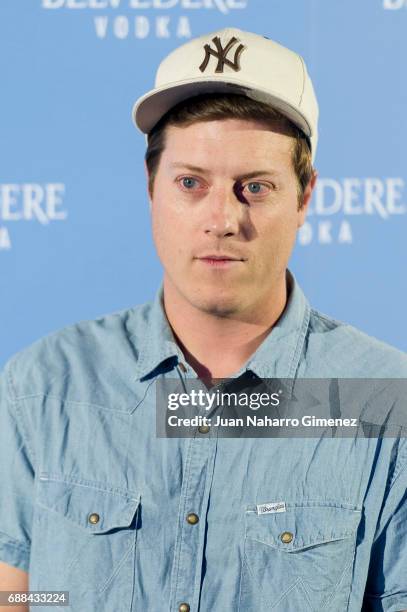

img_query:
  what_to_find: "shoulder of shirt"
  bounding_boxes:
[2,300,154,400]
[305,307,407,377]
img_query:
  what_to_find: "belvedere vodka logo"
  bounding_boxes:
[41,0,249,41]
[383,0,407,8]
[2,179,403,250]
[0,183,67,251]
[298,177,406,246]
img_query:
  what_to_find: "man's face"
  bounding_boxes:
[149,118,315,318]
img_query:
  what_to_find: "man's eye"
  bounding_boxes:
[244,182,267,195]
[180,177,199,189]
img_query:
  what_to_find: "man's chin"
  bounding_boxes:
[189,292,242,318]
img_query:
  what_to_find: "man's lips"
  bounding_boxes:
[195,252,247,260]
[194,254,247,267]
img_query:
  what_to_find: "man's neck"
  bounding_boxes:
[163,278,288,386]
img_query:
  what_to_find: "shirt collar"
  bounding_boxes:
[243,269,310,379]
[133,269,310,381]
[133,285,184,381]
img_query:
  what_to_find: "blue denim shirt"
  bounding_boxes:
[1,271,407,612]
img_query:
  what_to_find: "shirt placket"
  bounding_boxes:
[169,364,219,612]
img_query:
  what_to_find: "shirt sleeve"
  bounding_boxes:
[0,359,35,572]
[363,440,407,612]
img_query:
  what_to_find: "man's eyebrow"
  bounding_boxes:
[169,163,209,174]
[234,170,281,181]
[169,163,281,180]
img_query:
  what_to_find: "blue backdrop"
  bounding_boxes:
[1,0,406,367]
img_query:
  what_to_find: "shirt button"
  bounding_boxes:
[198,424,210,434]
[280,531,294,544]
[178,604,190,612]
[178,362,187,373]
[88,513,100,525]
[186,513,199,525]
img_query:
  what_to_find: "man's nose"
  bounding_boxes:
[203,186,241,238]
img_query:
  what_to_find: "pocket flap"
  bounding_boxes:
[245,503,361,552]
[37,475,140,534]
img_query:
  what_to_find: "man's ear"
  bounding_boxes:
[297,169,318,228]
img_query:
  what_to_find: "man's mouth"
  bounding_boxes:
[195,254,246,267]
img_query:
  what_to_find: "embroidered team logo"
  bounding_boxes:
[199,36,245,74]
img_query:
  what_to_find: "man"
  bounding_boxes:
[0,27,406,612]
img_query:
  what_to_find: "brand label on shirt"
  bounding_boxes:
[256,501,286,515]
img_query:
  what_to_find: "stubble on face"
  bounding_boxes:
[150,119,307,323]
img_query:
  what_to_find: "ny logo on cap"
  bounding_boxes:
[199,36,245,74]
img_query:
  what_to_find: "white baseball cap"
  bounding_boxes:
[132,27,319,162]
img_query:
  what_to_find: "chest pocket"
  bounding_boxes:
[240,502,362,612]
[32,474,141,612]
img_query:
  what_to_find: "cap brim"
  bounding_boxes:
[132,77,313,139]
